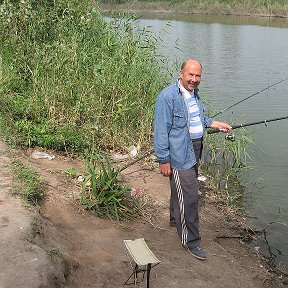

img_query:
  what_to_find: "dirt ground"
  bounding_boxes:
[0,138,287,288]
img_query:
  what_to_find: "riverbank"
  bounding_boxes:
[98,0,288,18]
[1,138,287,287]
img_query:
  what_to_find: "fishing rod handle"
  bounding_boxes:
[207,128,226,134]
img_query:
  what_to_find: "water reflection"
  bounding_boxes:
[253,223,285,269]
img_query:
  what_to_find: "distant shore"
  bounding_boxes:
[98,1,288,18]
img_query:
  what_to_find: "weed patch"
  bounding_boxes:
[81,153,143,221]
[11,160,44,205]
[200,128,254,212]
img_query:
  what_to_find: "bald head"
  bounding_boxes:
[180,59,202,91]
[181,59,202,71]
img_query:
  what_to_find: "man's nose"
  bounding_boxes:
[191,75,197,82]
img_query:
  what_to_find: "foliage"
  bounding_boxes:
[48,247,66,261]
[0,0,168,154]
[11,159,44,205]
[64,167,78,180]
[201,128,254,211]
[81,153,142,220]
[98,0,288,17]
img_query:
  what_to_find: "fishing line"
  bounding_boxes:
[211,77,288,118]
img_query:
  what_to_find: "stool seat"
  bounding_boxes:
[124,238,160,266]
[124,238,160,288]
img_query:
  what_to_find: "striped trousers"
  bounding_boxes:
[169,139,203,249]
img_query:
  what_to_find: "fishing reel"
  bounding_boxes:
[225,133,235,141]
[217,128,235,141]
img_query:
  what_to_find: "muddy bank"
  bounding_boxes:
[0,139,287,287]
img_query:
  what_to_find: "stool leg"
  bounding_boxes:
[134,264,138,286]
[146,263,152,288]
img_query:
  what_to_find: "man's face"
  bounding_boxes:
[179,61,202,92]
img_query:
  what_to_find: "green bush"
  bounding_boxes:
[81,153,142,220]
[201,128,254,211]
[0,0,167,154]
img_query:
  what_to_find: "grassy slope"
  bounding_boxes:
[0,0,169,154]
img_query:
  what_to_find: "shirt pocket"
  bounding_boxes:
[173,110,187,129]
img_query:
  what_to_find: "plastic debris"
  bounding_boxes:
[31,151,55,160]
[197,175,207,182]
[131,187,142,197]
[128,145,138,157]
[112,145,139,161]
[112,153,129,160]
[77,175,85,182]
[254,246,260,253]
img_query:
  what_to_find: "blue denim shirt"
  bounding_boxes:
[153,80,213,170]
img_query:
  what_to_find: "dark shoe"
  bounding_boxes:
[169,221,176,227]
[187,246,206,260]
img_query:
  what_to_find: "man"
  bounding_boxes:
[153,59,231,260]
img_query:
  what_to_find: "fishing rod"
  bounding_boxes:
[119,148,154,172]
[120,78,288,172]
[120,115,288,171]
[211,77,288,118]
[207,115,288,136]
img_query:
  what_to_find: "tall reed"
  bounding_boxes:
[81,152,142,220]
[0,0,168,153]
[201,128,254,211]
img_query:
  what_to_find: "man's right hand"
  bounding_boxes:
[159,163,172,177]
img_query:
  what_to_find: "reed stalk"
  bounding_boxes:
[0,0,168,153]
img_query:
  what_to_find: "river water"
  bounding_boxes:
[134,13,288,268]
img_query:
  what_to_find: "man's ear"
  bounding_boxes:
[179,70,183,79]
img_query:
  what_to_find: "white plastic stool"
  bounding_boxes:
[123,238,161,288]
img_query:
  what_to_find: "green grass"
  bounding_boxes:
[64,167,78,180]
[11,159,44,205]
[48,247,66,261]
[201,128,254,211]
[0,0,168,154]
[81,152,143,220]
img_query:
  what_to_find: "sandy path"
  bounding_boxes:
[0,138,286,287]
[0,140,63,288]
